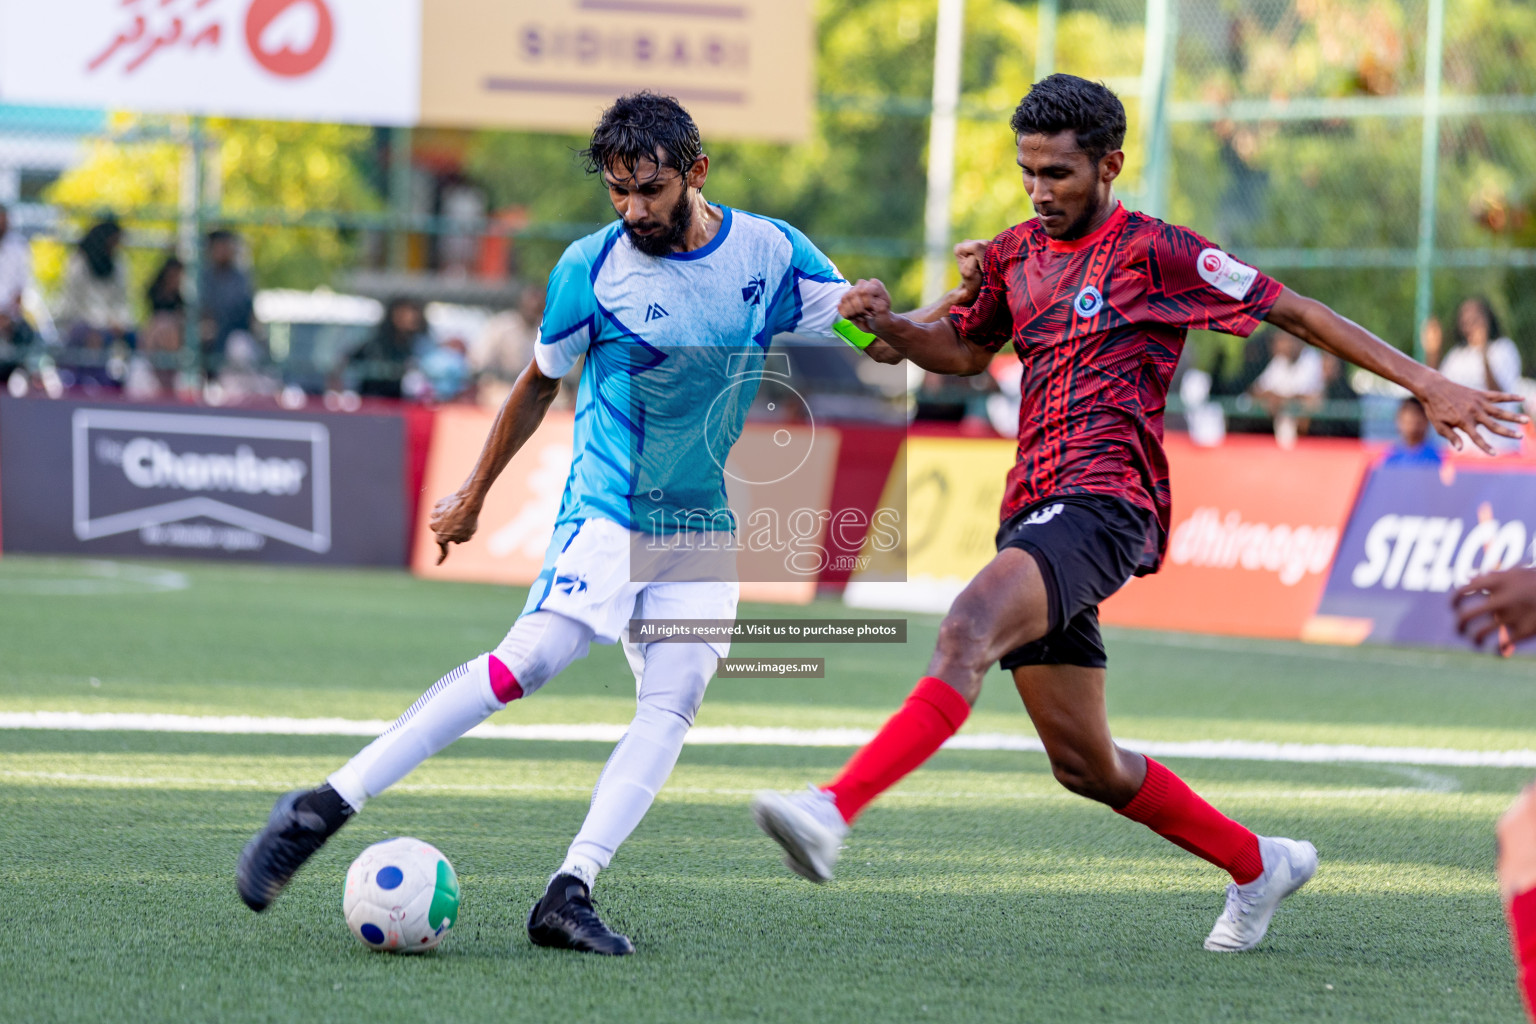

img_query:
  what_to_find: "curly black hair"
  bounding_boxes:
[1010,74,1127,162]
[581,92,703,180]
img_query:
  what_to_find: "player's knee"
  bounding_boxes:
[635,696,695,735]
[491,611,593,696]
[635,642,715,726]
[1047,753,1117,803]
[933,614,993,674]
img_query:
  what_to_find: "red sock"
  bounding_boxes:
[1116,756,1263,884]
[1509,888,1536,1021]
[824,676,970,824]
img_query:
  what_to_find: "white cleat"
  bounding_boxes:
[1203,835,1318,952]
[751,785,849,883]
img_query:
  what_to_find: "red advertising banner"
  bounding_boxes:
[412,406,842,604]
[1100,435,1375,638]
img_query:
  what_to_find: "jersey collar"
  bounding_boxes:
[1043,201,1127,253]
[664,204,732,262]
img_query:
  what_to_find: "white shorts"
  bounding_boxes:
[519,517,739,658]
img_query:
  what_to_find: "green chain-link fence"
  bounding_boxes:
[0,0,1530,410]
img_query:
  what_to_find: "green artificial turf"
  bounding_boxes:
[0,555,1527,1022]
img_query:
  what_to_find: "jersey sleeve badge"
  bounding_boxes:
[1196,247,1259,300]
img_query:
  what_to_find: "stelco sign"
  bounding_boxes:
[1314,463,1536,649]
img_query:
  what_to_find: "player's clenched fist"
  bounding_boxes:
[954,239,989,305]
[838,278,893,334]
[430,490,481,565]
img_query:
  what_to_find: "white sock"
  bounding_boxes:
[553,858,599,890]
[558,641,716,882]
[328,612,595,811]
[562,703,692,879]
[328,655,502,810]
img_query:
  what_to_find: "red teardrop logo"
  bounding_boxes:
[245,0,333,78]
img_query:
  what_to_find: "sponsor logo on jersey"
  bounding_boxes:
[1024,502,1066,526]
[644,303,669,322]
[554,573,589,595]
[1196,248,1259,301]
[1073,285,1104,318]
[741,275,766,306]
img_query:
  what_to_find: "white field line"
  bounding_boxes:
[1,710,1535,769]
[0,770,1457,802]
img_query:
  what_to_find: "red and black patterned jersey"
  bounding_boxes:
[951,202,1283,573]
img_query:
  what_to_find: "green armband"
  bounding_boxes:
[833,319,877,351]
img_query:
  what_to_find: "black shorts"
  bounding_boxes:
[994,495,1153,670]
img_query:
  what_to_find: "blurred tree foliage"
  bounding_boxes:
[1166,0,1536,357]
[471,0,1533,361]
[33,0,1534,360]
[39,118,382,315]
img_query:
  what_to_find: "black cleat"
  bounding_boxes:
[236,787,350,912]
[526,874,635,955]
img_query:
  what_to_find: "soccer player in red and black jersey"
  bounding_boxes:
[752,74,1526,952]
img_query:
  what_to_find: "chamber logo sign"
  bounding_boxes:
[72,409,331,553]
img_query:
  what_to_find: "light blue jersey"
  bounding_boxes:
[534,205,848,535]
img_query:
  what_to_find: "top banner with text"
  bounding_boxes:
[0,0,812,139]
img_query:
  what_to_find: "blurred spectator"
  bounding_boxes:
[473,285,543,386]
[125,253,187,398]
[1248,328,1323,443]
[215,331,278,402]
[1311,353,1361,438]
[1380,397,1442,467]
[200,229,255,357]
[1211,331,1271,397]
[1422,298,1520,391]
[0,203,35,347]
[0,204,36,384]
[1422,297,1523,452]
[141,254,186,358]
[348,297,427,399]
[57,216,133,387]
[418,337,473,403]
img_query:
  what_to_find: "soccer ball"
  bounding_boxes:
[343,837,460,953]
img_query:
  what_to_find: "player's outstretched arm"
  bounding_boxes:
[840,277,994,376]
[856,240,990,365]
[1497,785,1536,1021]
[1264,287,1527,454]
[430,361,562,564]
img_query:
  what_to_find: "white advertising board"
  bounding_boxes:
[0,0,421,125]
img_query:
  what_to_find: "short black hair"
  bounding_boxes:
[1010,74,1127,163]
[1399,396,1426,416]
[207,228,237,244]
[582,92,703,179]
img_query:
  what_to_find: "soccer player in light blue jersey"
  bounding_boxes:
[237,92,983,954]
